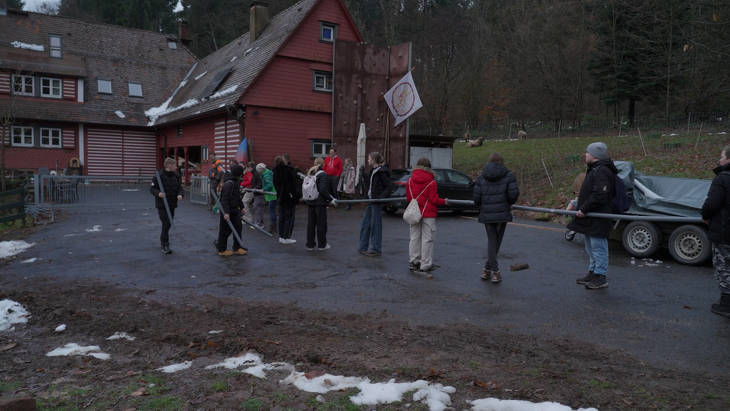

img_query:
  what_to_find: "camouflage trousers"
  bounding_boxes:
[712,243,730,294]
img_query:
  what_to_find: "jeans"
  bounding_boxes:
[409,218,436,269]
[278,203,296,239]
[158,207,175,246]
[584,235,609,276]
[306,205,328,248]
[712,243,730,294]
[359,204,382,253]
[484,222,507,271]
[268,200,277,231]
[217,211,243,251]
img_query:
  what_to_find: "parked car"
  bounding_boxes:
[383,168,478,214]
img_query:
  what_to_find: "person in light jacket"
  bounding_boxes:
[405,158,446,274]
[473,153,519,283]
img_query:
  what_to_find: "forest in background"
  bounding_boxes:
[13,0,730,137]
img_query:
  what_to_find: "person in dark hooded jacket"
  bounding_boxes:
[473,153,519,282]
[406,158,446,274]
[305,158,335,250]
[568,142,618,290]
[216,164,246,256]
[274,153,299,244]
[701,145,730,318]
[150,158,184,255]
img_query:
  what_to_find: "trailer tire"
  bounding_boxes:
[622,221,661,258]
[668,224,711,265]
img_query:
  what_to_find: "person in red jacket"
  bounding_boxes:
[406,157,447,274]
[323,148,343,199]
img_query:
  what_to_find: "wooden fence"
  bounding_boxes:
[0,187,25,225]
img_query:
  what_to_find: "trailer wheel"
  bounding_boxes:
[622,221,661,258]
[668,225,711,265]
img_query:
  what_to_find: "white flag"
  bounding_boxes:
[384,71,423,127]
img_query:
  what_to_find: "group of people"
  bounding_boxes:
[151,140,730,318]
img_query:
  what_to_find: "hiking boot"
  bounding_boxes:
[585,274,608,289]
[217,250,234,257]
[161,244,172,255]
[710,294,730,318]
[576,271,595,285]
[358,249,368,255]
[409,262,421,271]
[480,269,490,280]
[235,248,248,255]
[491,270,502,283]
[365,250,381,257]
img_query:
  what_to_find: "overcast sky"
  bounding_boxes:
[23,0,60,12]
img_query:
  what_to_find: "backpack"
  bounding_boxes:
[302,170,324,201]
[612,175,631,213]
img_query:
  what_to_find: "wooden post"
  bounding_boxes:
[695,122,704,150]
[637,127,647,156]
[541,158,554,188]
[687,112,691,135]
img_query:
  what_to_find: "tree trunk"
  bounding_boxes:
[665,7,673,126]
[628,98,636,128]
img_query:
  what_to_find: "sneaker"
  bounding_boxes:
[285,238,297,244]
[358,249,368,255]
[279,237,286,244]
[420,265,435,272]
[365,250,381,257]
[585,274,608,289]
[480,269,490,280]
[306,246,315,251]
[710,294,730,318]
[409,262,421,271]
[235,248,248,255]
[491,270,502,283]
[576,271,595,285]
[161,245,172,255]
[217,250,234,257]
[318,244,331,250]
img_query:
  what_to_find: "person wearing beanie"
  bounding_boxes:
[568,142,618,289]
[216,164,246,256]
[150,157,184,255]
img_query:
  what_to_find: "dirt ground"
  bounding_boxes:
[1,277,728,411]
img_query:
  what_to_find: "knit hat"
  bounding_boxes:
[231,165,244,177]
[586,142,608,161]
[256,163,266,173]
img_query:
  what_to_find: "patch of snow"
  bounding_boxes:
[85,225,102,232]
[718,131,727,135]
[670,133,678,136]
[0,240,35,259]
[218,104,225,108]
[194,71,208,81]
[158,361,193,373]
[173,0,183,13]
[205,352,261,369]
[244,48,253,55]
[21,258,37,264]
[122,188,139,192]
[114,228,127,232]
[0,299,30,331]
[208,330,223,334]
[10,41,44,51]
[55,324,66,332]
[470,398,598,411]
[106,332,135,341]
[46,343,109,360]
[230,56,238,62]
[208,85,238,100]
[145,98,200,125]
[63,233,81,238]
[115,110,125,118]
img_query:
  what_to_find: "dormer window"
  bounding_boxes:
[40,77,62,98]
[320,23,336,43]
[49,35,62,58]
[97,79,112,94]
[128,82,143,97]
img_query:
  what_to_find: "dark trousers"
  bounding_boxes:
[329,176,340,199]
[278,203,296,239]
[306,205,328,248]
[217,211,243,251]
[158,207,175,246]
[485,222,507,271]
[268,199,277,231]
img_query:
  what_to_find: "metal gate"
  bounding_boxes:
[189,175,210,205]
[36,175,153,209]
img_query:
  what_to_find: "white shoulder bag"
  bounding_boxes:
[403,180,433,225]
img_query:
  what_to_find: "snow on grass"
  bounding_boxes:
[0,240,35,259]
[85,225,102,232]
[470,398,598,411]
[106,332,135,341]
[208,85,238,100]
[46,343,109,360]
[205,352,261,369]
[11,41,44,51]
[208,330,223,334]
[115,110,125,118]
[0,299,30,331]
[194,71,207,81]
[20,258,38,264]
[157,361,192,373]
[114,228,127,232]
[55,324,66,332]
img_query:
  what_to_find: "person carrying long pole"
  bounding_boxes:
[150,158,183,255]
[213,164,247,256]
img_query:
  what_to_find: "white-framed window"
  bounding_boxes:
[40,128,62,148]
[313,71,333,92]
[49,35,62,58]
[11,126,34,147]
[311,140,331,158]
[40,77,62,98]
[320,22,336,42]
[201,145,209,161]
[97,79,112,94]
[168,41,177,49]
[12,75,34,96]
[128,82,143,97]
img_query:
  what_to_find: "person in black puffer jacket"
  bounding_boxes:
[216,164,246,256]
[568,142,618,290]
[150,158,184,255]
[701,145,730,318]
[273,153,299,244]
[473,153,519,282]
[305,157,334,250]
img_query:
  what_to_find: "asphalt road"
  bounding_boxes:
[5,199,730,375]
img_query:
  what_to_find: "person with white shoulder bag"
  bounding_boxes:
[405,158,447,274]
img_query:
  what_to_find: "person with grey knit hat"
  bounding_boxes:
[567,142,618,289]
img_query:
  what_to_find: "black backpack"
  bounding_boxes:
[612,175,631,213]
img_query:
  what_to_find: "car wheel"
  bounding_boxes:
[668,224,711,265]
[622,221,661,258]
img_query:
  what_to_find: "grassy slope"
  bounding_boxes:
[453,132,726,210]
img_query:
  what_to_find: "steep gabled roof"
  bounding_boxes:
[147,0,319,126]
[0,10,196,127]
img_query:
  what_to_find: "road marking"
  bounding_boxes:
[459,216,566,233]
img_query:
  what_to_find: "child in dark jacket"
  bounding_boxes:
[150,158,184,255]
[305,158,335,250]
[216,165,247,256]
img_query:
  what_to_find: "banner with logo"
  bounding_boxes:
[384,71,423,127]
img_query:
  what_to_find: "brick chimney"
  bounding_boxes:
[249,1,270,43]
[178,20,191,46]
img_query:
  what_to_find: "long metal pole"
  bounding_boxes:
[209,188,245,246]
[155,171,174,232]
[512,205,703,223]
